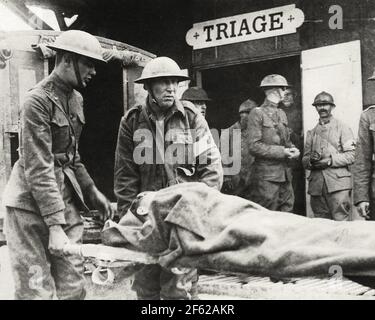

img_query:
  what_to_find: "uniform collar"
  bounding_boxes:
[146,95,185,121]
[263,98,279,109]
[319,115,333,125]
[47,71,74,98]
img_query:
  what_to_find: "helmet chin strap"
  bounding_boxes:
[146,82,161,107]
[72,54,84,88]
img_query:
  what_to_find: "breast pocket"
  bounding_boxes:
[51,112,70,152]
[262,117,280,144]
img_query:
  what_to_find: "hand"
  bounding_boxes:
[87,186,115,223]
[48,225,70,256]
[356,202,370,219]
[311,157,331,170]
[288,147,300,159]
[284,147,300,159]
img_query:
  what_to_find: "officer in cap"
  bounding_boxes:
[247,74,300,211]
[222,99,258,198]
[2,30,114,299]
[114,56,223,300]
[181,86,211,118]
[302,91,355,220]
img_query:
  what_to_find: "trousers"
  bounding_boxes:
[5,180,86,300]
[132,264,199,300]
[249,179,294,212]
[310,182,351,221]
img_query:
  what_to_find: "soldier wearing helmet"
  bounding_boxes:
[247,74,300,212]
[302,91,355,221]
[181,86,211,118]
[2,30,114,299]
[222,99,258,198]
[114,56,223,300]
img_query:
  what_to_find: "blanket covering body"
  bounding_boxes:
[102,183,375,277]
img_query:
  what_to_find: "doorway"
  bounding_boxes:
[79,60,124,202]
[200,55,305,215]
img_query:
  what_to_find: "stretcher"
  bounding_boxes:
[63,243,375,299]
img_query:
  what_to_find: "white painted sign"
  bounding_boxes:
[186,4,304,50]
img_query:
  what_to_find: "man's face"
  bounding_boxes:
[239,111,250,129]
[315,103,334,119]
[277,87,287,101]
[149,77,178,111]
[194,101,207,117]
[281,89,295,108]
[76,56,97,88]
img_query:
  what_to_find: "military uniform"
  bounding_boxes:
[280,103,305,215]
[353,106,375,219]
[114,98,223,299]
[222,121,254,199]
[302,116,355,220]
[3,71,93,299]
[247,99,295,211]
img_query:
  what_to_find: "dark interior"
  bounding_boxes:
[203,55,301,130]
[202,55,305,214]
[78,60,124,202]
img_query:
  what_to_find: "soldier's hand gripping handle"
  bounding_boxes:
[48,225,70,256]
[86,185,115,223]
[357,202,370,220]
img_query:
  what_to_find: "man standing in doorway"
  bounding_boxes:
[222,99,258,199]
[181,86,211,118]
[247,74,300,211]
[302,91,355,221]
[114,56,223,300]
[279,87,305,214]
[2,30,114,299]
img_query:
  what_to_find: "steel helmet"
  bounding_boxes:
[46,30,105,62]
[312,91,335,106]
[259,74,291,88]
[181,87,211,101]
[135,56,190,83]
[239,99,258,113]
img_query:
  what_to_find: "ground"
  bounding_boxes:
[0,245,242,300]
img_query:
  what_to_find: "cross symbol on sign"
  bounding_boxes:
[288,15,295,22]
[193,32,200,39]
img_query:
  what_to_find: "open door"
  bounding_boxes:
[301,40,363,217]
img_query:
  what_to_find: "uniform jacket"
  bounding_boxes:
[3,72,94,225]
[353,106,375,204]
[247,99,294,182]
[114,97,223,217]
[302,116,355,196]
